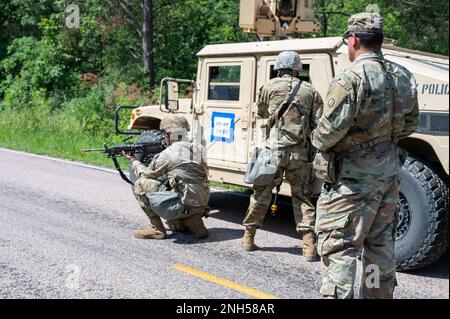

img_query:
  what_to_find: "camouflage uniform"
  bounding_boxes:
[132,115,210,238]
[243,52,323,250]
[311,13,419,299]
[133,140,210,218]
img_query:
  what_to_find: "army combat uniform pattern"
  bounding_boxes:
[311,49,419,298]
[132,140,210,224]
[243,74,323,234]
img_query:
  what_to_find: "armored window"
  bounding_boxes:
[269,63,310,82]
[208,66,241,101]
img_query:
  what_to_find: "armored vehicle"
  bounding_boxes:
[115,0,449,271]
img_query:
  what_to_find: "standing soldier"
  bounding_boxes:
[311,12,419,298]
[241,51,323,261]
[124,115,210,239]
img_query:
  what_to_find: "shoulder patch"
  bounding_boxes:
[324,79,352,117]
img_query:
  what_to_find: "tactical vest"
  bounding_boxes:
[166,142,210,208]
[333,54,415,154]
[267,75,314,147]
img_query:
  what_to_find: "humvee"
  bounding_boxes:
[115,0,449,271]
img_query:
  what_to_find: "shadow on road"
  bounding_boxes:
[203,227,243,243]
[400,252,449,280]
[208,190,299,240]
[259,246,301,255]
[208,189,449,278]
[168,227,243,245]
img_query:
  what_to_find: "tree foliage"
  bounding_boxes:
[315,0,449,55]
[0,0,448,126]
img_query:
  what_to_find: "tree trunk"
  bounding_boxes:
[142,0,155,88]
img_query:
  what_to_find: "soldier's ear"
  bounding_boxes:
[352,35,362,50]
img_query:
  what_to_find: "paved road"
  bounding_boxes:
[0,148,448,299]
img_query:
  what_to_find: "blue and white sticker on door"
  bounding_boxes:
[210,112,235,143]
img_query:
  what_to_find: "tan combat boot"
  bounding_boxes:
[133,216,167,239]
[182,215,209,239]
[302,231,318,262]
[241,226,257,251]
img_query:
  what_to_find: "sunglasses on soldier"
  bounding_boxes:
[343,32,355,45]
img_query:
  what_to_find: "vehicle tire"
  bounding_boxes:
[395,156,449,271]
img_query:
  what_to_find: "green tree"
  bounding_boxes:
[314,0,449,55]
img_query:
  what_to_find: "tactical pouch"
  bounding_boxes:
[244,147,278,186]
[312,151,337,184]
[181,183,210,207]
[147,191,186,221]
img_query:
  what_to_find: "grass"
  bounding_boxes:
[209,181,247,192]
[0,108,128,169]
[0,108,249,192]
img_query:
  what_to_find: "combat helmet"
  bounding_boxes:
[160,114,190,132]
[274,51,302,71]
[160,114,190,142]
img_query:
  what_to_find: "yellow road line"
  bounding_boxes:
[172,264,280,299]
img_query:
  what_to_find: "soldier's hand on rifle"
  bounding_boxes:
[122,151,135,161]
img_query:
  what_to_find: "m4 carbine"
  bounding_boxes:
[83,144,145,158]
[82,144,146,185]
[83,139,166,185]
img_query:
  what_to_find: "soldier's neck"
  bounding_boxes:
[354,48,374,60]
[353,48,383,63]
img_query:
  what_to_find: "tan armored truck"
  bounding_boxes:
[115,0,449,271]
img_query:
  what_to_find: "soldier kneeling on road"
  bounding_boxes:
[123,115,210,240]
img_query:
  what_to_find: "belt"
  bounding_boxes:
[337,136,393,154]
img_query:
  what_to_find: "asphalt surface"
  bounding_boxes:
[0,148,448,299]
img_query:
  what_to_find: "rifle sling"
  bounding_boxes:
[274,80,302,128]
[112,156,134,185]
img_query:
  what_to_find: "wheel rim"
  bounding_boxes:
[396,192,412,240]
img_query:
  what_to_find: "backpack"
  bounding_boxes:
[385,60,419,139]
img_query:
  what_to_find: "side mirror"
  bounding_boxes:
[115,106,141,135]
[165,80,179,111]
[159,78,196,113]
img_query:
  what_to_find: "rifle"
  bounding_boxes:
[82,144,143,185]
[83,144,146,158]
[83,140,165,185]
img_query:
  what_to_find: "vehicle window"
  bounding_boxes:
[208,65,241,101]
[269,63,310,82]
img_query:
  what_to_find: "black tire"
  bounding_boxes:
[395,156,449,271]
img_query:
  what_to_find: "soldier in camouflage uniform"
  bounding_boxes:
[124,115,210,240]
[241,51,323,261]
[311,12,419,298]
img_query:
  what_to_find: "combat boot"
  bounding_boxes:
[241,226,257,251]
[182,215,209,239]
[167,219,188,232]
[133,216,166,239]
[302,231,318,262]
